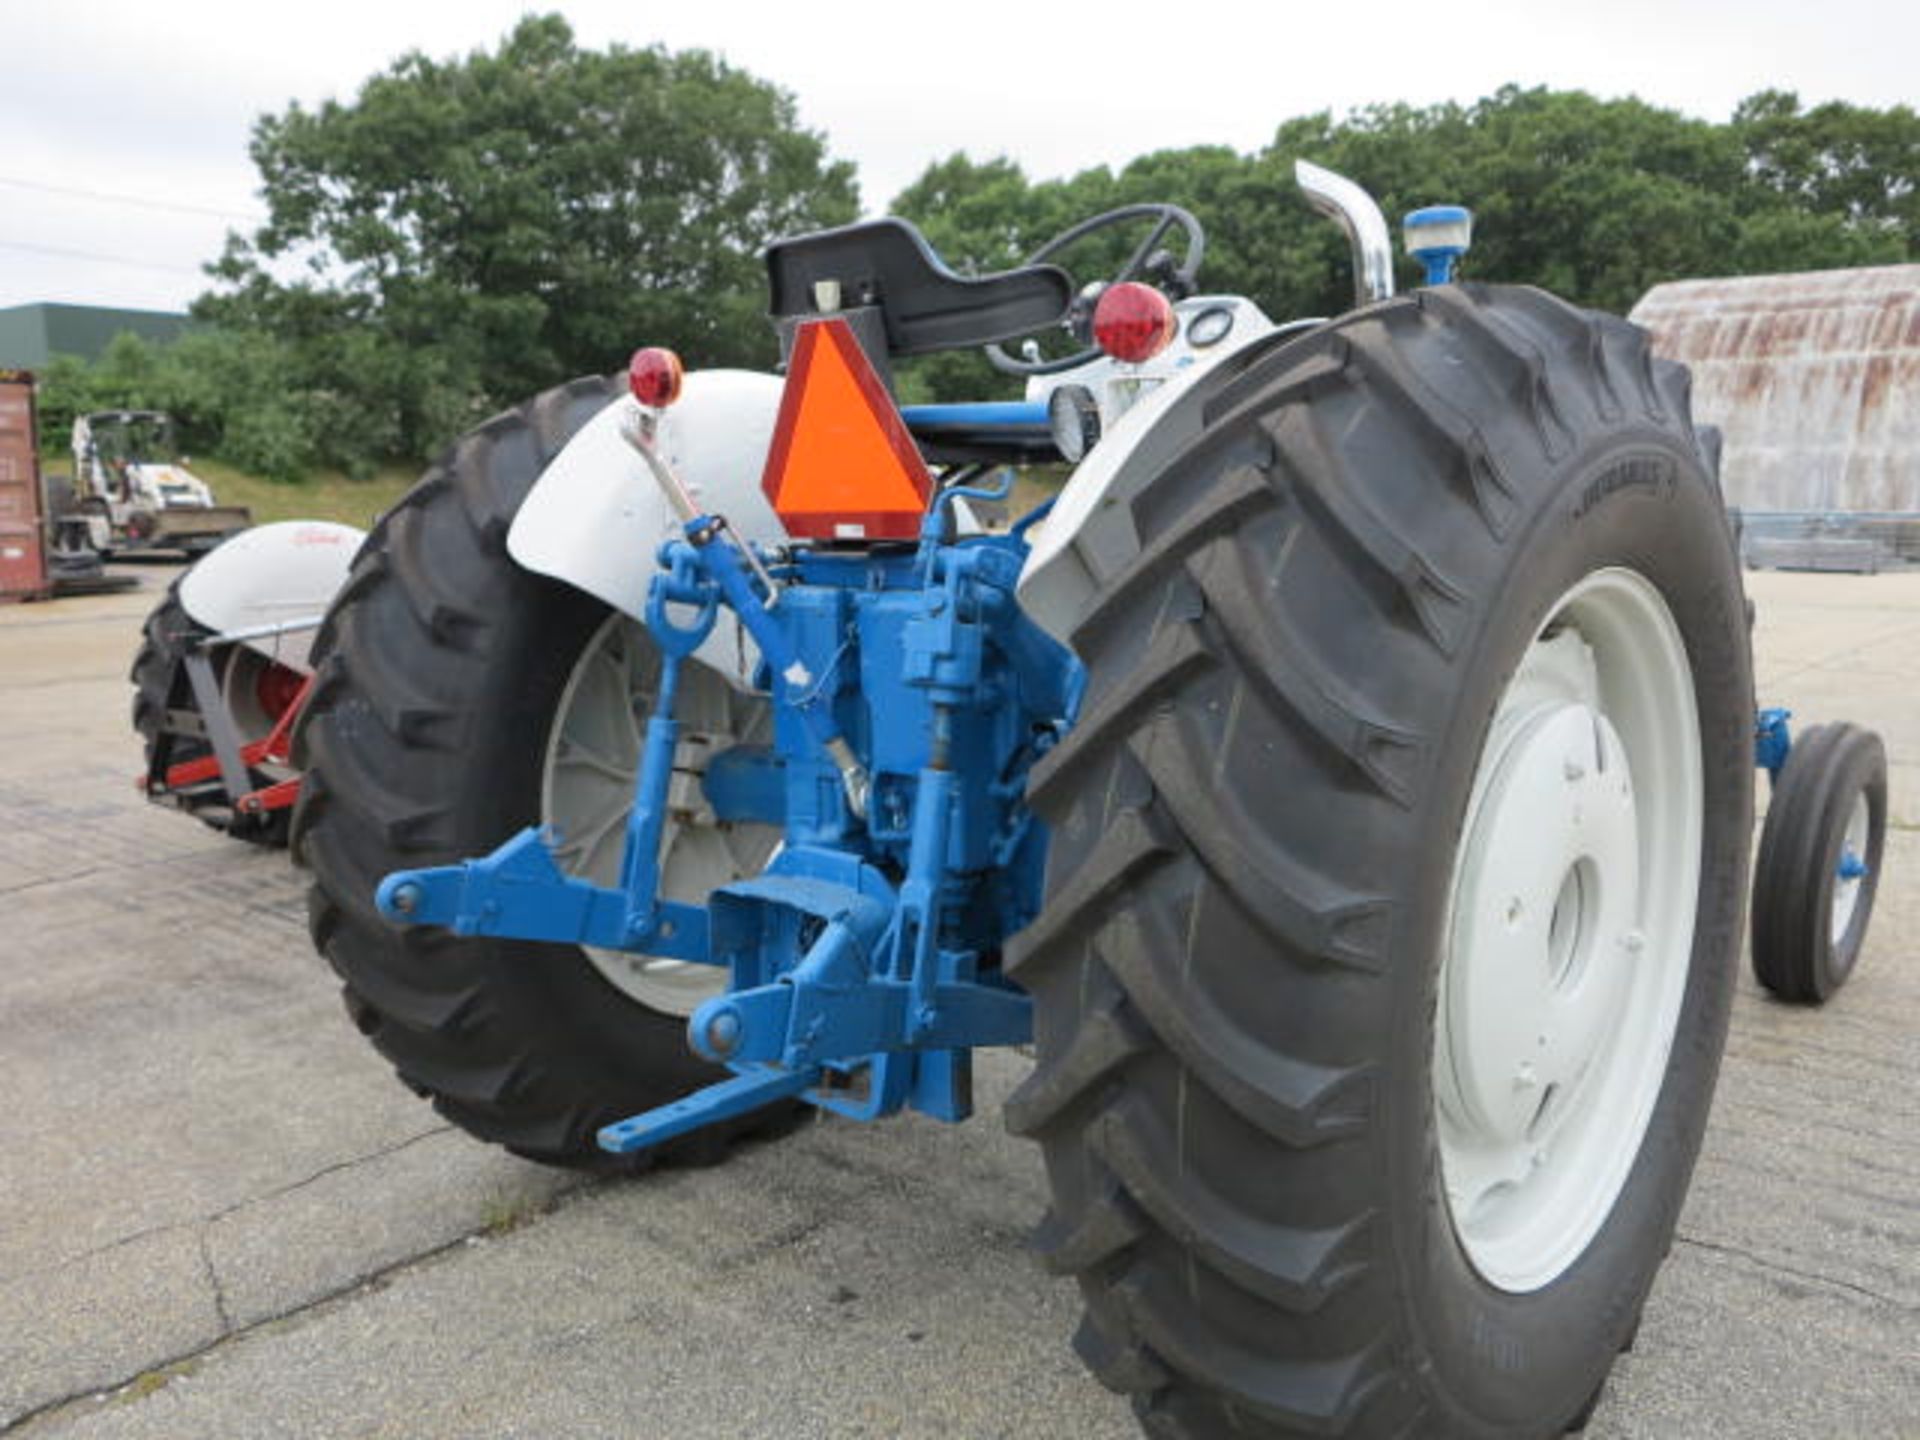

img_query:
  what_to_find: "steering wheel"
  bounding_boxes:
[986,203,1205,376]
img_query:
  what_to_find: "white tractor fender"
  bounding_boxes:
[508,369,793,689]
[1016,312,1300,645]
[177,520,365,673]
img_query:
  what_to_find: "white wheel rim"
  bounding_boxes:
[1831,792,1870,945]
[541,613,778,1018]
[1436,568,1702,1292]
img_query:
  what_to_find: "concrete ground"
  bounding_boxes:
[0,564,1914,1440]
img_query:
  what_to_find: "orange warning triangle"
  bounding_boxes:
[761,318,932,541]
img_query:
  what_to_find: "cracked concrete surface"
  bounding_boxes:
[1,564,1915,1439]
[0,570,585,1431]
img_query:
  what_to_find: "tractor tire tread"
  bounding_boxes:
[1018,284,1749,1437]
[294,374,787,1171]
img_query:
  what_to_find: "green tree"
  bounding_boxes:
[891,154,1069,277]
[1263,88,1756,315]
[162,328,320,482]
[892,85,1917,371]
[31,353,104,455]
[1736,90,1920,251]
[36,334,193,457]
[34,329,322,482]
[198,14,859,472]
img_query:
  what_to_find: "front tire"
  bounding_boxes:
[1009,285,1753,1437]
[1751,722,1887,1003]
[130,583,292,847]
[293,377,775,1168]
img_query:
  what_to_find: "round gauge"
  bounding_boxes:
[1186,304,1236,349]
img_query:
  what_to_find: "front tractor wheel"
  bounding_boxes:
[294,377,783,1168]
[1010,284,1753,1438]
[1750,721,1887,1003]
[130,583,302,847]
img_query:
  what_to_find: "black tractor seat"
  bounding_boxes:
[765,218,1071,359]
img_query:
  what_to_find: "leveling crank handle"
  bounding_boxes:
[619,409,782,606]
[619,408,868,818]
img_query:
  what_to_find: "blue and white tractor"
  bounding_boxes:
[285,163,1887,1438]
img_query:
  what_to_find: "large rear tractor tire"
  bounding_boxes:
[1009,284,1753,1437]
[293,376,784,1170]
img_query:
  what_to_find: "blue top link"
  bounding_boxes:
[899,402,1050,432]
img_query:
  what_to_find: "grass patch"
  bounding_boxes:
[478,1192,545,1236]
[116,1357,201,1404]
[1009,469,1064,520]
[187,457,420,530]
[34,449,1067,537]
[40,448,419,531]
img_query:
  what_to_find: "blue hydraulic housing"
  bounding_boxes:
[1755,706,1793,782]
[376,488,1081,1155]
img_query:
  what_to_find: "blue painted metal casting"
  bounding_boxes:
[1755,706,1793,781]
[378,490,1080,1155]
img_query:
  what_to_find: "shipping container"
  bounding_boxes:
[0,370,48,602]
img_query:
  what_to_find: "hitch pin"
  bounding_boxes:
[620,410,781,607]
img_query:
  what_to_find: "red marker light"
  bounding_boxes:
[1092,283,1177,364]
[628,347,684,408]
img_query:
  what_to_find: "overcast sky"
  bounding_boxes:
[2,0,1915,313]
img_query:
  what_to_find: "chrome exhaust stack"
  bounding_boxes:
[1295,160,1396,309]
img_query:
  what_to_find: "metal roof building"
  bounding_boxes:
[0,303,190,368]
[1630,265,1920,515]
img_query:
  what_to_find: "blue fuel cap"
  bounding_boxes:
[1404,205,1473,286]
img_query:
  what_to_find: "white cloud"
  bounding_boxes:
[2,0,1914,309]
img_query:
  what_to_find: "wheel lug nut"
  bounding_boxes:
[1564,758,1586,781]
[1514,1062,1538,1090]
[1621,930,1645,956]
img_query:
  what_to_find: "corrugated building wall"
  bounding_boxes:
[0,304,190,368]
[1630,265,1920,514]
